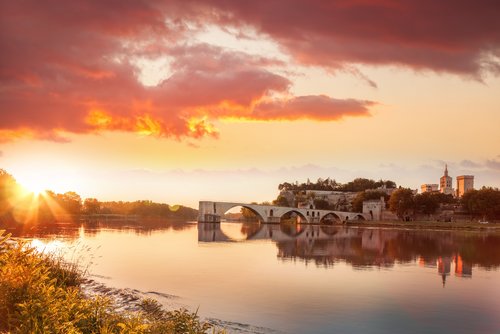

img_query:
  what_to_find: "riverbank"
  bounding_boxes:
[345,220,500,231]
[0,230,224,334]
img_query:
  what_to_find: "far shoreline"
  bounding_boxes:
[343,220,500,231]
[222,218,500,231]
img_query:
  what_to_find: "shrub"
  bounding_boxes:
[0,230,224,334]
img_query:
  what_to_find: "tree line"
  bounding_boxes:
[0,169,197,224]
[278,177,397,193]
[388,187,500,220]
[82,199,197,220]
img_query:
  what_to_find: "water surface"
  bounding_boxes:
[8,221,500,334]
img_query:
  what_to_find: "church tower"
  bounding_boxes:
[440,164,453,195]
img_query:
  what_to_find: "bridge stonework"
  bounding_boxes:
[198,201,369,224]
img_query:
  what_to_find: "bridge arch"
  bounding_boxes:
[352,214,366,221]
[320,212,342,225]
[280,209,308,224]
[278,210,308,237]
[223,204,266,223]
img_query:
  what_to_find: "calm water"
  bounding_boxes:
[7,220,500,334]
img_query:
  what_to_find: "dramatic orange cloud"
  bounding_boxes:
[2,1,499,143]
[250,96,374,121]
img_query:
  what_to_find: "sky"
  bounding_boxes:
[1,0,500,208]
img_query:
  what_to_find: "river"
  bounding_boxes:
[6,220,500,334]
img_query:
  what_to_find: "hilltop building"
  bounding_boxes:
[440,165,454,195]
[301,190,356,211]
[456,175,474,197]
[421,184,439,193]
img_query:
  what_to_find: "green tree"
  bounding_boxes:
[337,178,397,192]
[414,192,440,214]
[278,182,294,191]
[313,198,331,210]
[461,188,500,220]
[273,195,290,207]
[383,180,397,188]
[59,191,82,215]
[0,169,20,221]
[240,204,259,220]
[414,192,456,215]
[83,198,101,215]
[389,188,415,220]
[0,170,14,203]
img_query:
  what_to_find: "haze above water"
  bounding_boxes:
[11,221,500,334]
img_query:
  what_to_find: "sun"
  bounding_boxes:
[18,176,48,196]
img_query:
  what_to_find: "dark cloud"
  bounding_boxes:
[189,0,500,77]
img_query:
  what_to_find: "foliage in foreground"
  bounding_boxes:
[0,230,223,334]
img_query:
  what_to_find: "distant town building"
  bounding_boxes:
[456,175,474,197]
[440,164,454,195]
[421,184,439,193]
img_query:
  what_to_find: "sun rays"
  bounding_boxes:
[5,185,71,226]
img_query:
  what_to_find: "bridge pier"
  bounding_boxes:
[198,201,221,223]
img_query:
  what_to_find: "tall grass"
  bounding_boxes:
[0,230,224,333]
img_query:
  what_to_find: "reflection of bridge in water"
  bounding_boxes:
[198,222,480,286]
[198,201,369,224]
[198,222,358,243]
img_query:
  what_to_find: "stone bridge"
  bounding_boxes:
[198,201,369,224]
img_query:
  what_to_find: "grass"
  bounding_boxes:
[0,230,224,334]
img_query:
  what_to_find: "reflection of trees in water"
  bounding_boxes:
[3,222,81,239]
[280,222,306,237]
[85,219,194,234]
[320,225,342,236]
[2,219,196,239]
[240,222,262,238]
[276,228,500,270]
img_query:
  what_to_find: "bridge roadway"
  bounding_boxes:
[198,201,369,224]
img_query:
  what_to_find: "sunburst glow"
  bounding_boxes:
[17,176,49,196]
